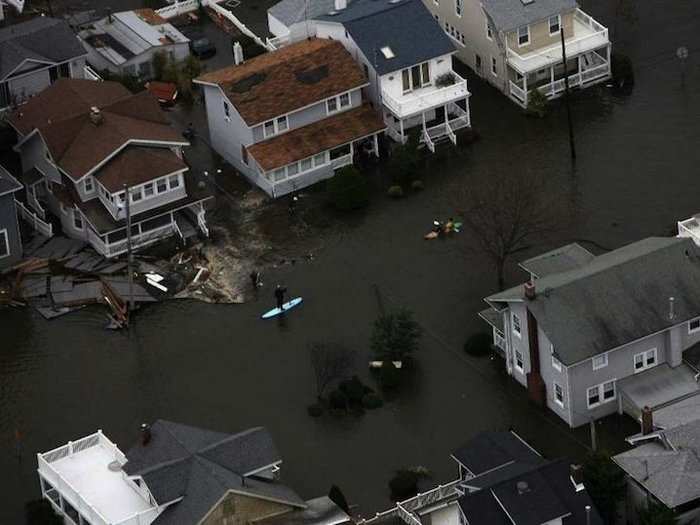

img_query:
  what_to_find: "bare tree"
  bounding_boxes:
[310,343,355,400]
[455,169,566,290]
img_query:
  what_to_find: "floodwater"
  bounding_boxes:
[2,0,700,521]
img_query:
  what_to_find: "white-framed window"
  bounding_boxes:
[689,318,700,334]
[549,15,561,35]
[592,353,608,370]
[455,0,463,16]
[326,92,352,115]
[339,93,350,108]
[554,383,564,407]
[263,116,289,138]
[514,349,524,372]
[517,25,530,46]
[634,349,657,373]
[401,62,431,93]
[223,100,230,119]
[587,380,616,409]
[327,97,338,114]
[491,56,498,76]
[313,152,327,167]
[512,312,521,337]
[73,209,84,230]
[486,20,493,40]
[0,228,9,259]
[83,176,94,193]
[157,178,168,193]
[168,174,181,190]
[144,182,154,197]
[301,158,313,172]
[131,188,143,203]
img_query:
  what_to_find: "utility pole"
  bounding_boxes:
[560,28,576,160]
[589,418,597,451]
[124,184,135,318]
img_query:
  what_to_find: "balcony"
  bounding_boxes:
[38,431,160,525]
[506,9,609,74]
[382,71,470,119]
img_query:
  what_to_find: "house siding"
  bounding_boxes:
[201,493,293,525]
[4,57,86,107]
[504,12,574,55]
[537,327,572,425]
[19,135,62,184]
[0,193,23,270]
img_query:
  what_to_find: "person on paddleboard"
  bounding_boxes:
[274,285,287,310]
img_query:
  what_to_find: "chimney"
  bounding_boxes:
[516,481,529,495]
[524,281,536,300]
[140,423,152,446]
[233,42,244,65]
[669,296,675,321]
[89,106,104,126]
[334,0,347,10]
[107,9,113,24]
[570,464,584,487]
[641,405,654,435]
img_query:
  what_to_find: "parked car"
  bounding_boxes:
[191,38,216,59]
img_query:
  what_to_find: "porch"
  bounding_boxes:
[385,99,471,153]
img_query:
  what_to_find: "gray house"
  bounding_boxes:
[268,0,472,151]
[360,431,602,525]
[195,37,385,198]
[0,166,23,271]
[0,17,88,111]
[78,9,190,79]
[38,420,351,525]
[9,78,210,258]
[480,237,700,428]
[614,418,700,524]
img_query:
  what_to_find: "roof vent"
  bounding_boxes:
[516,481,530,494]
[89,106,104,126]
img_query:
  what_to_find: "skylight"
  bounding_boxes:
[380,46,395,59]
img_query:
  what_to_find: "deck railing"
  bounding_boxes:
[331,153,353,170]
[15,199,53,237]
[266,33,290,50]
[382,72,469,118]
[105,222,176,258]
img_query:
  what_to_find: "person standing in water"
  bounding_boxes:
[274,285,287,310]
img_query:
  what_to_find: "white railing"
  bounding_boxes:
[678,218,700,246]
[509,81,526,103]
[581,62,610,83]
[106,223,176,258]
[172,218,183,240]
[26,190,46,220]
[331,153,353,170]
[197,209,209,237]
[83,65,102,81]
[382,72,469,118]
[207,1,272,51]
[266,33,290,51]
[506,9,608,72]
[15,199,53,237]
[156,0,201,19]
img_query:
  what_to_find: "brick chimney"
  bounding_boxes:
[524,281,536,300]
[89,106,104,126]
[526,308,546,406]
[641,406,654,435]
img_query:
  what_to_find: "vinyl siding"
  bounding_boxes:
[504,12,574,54]
[0,194,22,269]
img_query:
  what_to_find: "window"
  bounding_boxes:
[339,93,350,108]
[517,25,530,46]
[592,353,608,370]
[157,178,167,193]
[287,163,299,177]
[475,54,482,71]
[421,62,430,84]
[84,177,94,193]
[514,349,524,372]
[491,56,498,76]
[402,62,431,93]
[277,116,288,132]
[264,120,275,137]
[486,20,493,40]
[131,188,143,202]
[301,158,313,172]
[689,318,700,333]
[73,210,84,230]
[0,229,9,259]
[262,116,289,137]
[313,153,327,167]
[587,386,600,408]
[330,143,351,160]
[402,69,411,93]
[554,383,564,407]
[144,183,154,197]
[512,313,521,337]
[272,168,286,182]
[587,380,616,408]
[223,101,230,119]
[634,349,657,372]
[327,97,339,114]
[168,174,181,189]
[455,0,463,16]
[549,15,561,35]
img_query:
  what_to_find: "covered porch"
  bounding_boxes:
[385,98,471,152]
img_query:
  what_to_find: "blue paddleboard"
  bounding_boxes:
[261,297,303,319]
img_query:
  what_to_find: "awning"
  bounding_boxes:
[618,363,700,419]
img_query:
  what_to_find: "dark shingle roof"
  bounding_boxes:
[0,17,86,80]
[487,237,700,365]
[122,421,305,525]
[0,165,23,197]
[459,460,603,525]
[452,431,543,475]
[481,0,578,33]
[317,0,455,75]
[269,0,337,27]
[519,243,594,279]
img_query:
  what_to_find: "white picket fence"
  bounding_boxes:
[15,199,53,237]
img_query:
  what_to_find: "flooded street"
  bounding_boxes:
[1,0,700,521]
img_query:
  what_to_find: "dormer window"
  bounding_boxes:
[84,176,94,193]
[517,25,530,46]
[263,116,289,138]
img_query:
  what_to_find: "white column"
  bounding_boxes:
[373,134,379,157]
[550,66,555,96]
[444,104,449,125]
[523,75,528,106]
[399,118,405,142]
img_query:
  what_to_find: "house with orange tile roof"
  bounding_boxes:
[194,38,386,198]
[8,78,211,258]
